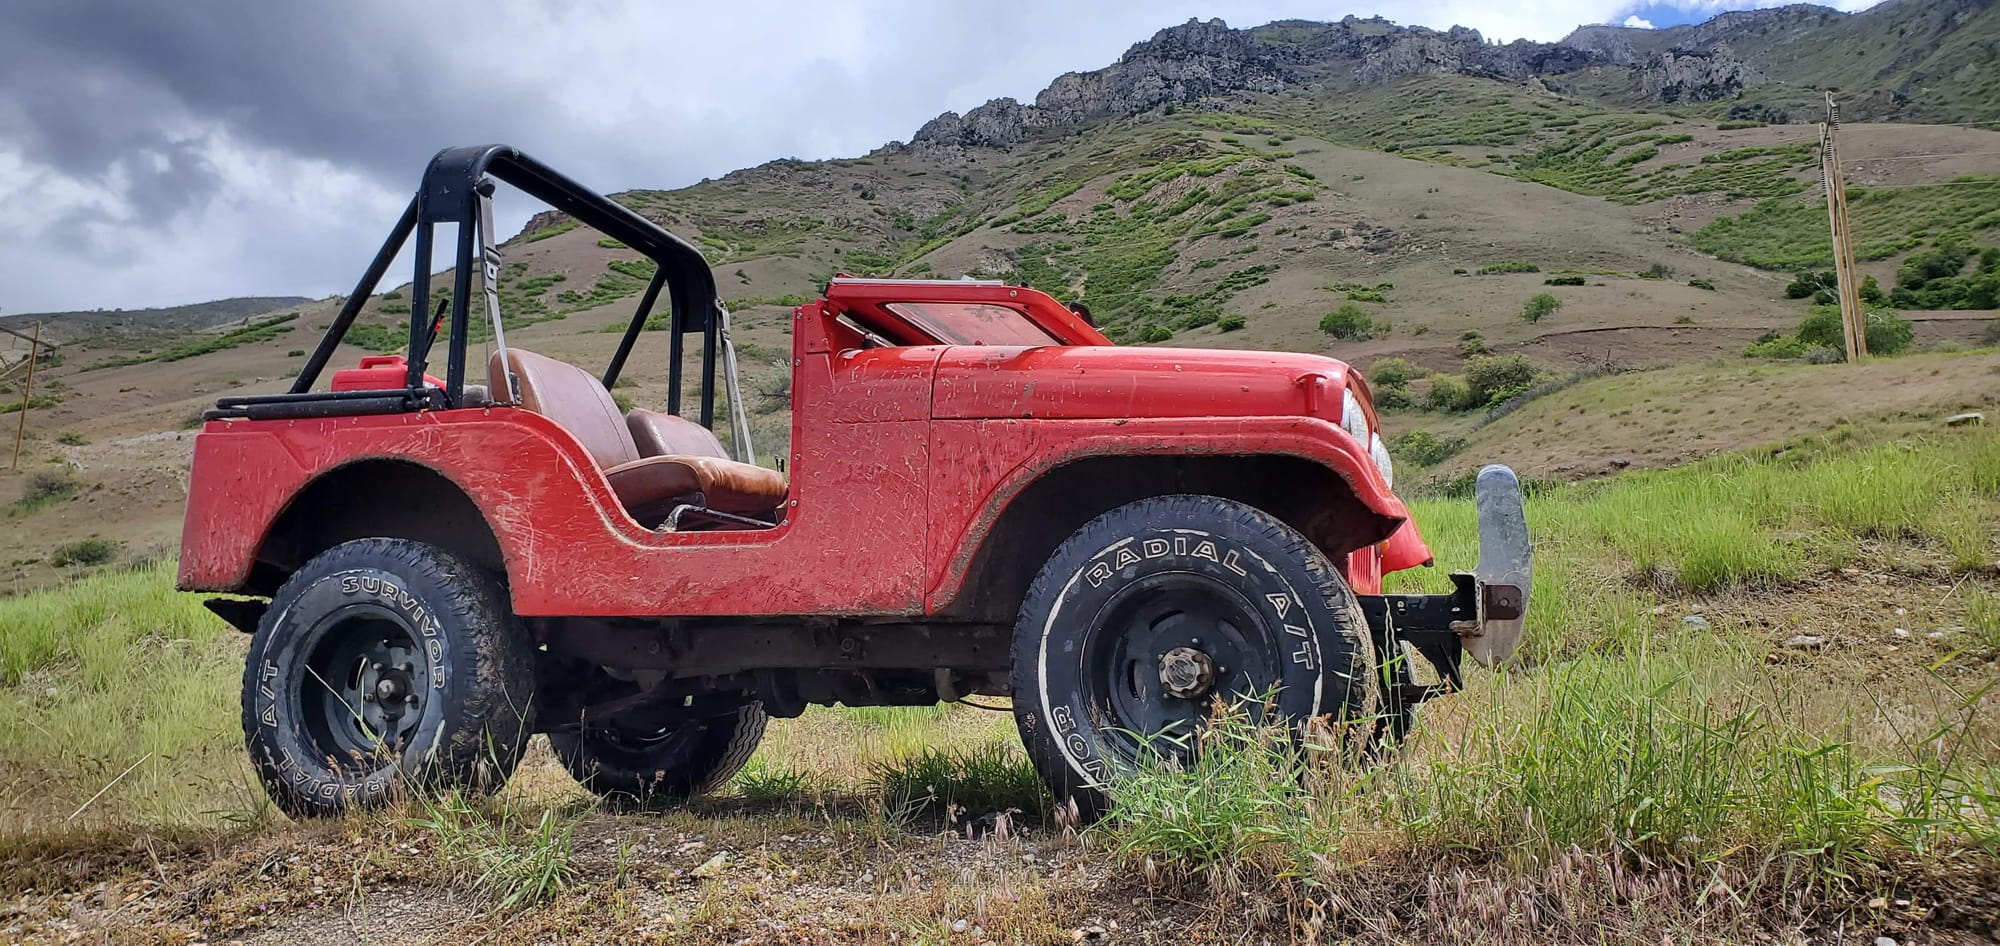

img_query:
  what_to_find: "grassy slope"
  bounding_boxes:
[1,425,1994,940]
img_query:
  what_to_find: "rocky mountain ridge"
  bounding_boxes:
[905,0,1992,150]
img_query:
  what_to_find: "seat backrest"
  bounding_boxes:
[488,349,639,469]
[627,408,728,459]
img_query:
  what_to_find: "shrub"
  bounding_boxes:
[1864,309,1914,355]
[1688,278,1716,291]
[1522,293,1563,323]
[1785,270,1838,301]
[51,536,120,567]
[1216,315,1246,332]
[1318,304,1375,340]
[1643,262,1676,280]
[1367,357,1423,387]
[1744,333,1807,359]
[1859,274,1884,304]
[1796,305,1914,356]
[1803,345,1845,364]
[15,470,81,512]
[1459,332,1491,357]
[1464,354,1539,404]
[1140,325,1174,343]
[286,349,305,357]
[55,432,87,446]
[1796,306,1846,349]
[1983,319,2000,347]
[1390,429,1460,466]
[1477,261,1539,275]
[1544,275,1586,286]
[1425,373,1474,411]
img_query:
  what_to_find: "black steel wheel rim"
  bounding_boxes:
[297,604,432,770]
[1078,571,1283,766]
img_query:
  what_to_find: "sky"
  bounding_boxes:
[0,0,1883,314]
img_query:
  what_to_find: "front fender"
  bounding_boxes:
[925,415,1412,612]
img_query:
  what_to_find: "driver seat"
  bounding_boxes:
[488,348,788,527]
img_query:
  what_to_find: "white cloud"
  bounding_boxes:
[1623,14,1656,28]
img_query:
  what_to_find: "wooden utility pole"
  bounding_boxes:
[10,321,42,470]
[1820,93,1868,361]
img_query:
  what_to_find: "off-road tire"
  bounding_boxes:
[1010,495,1380,820]
[549,704,766,810]
[242,538,537,818]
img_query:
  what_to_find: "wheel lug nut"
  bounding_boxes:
[404,694,418,705]
[397,662,414,674]
[371,662,385,673]
[363,693,375,703]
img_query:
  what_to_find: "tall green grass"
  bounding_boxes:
[1106,639,1998,892]
[0,561,262,833]
[1394,427,2000,658]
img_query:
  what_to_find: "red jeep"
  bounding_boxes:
[180,146,1530,818]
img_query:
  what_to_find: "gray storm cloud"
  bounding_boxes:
[0,0,1867,313]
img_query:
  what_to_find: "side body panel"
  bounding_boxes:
[179,299,1425,617]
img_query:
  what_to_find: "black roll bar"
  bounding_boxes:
[287,144,719,411]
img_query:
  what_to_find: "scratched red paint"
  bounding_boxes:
[178,283,1431,614]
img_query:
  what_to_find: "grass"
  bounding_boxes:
[6,470,80,516]
[406,791,584,911]
[0,561,264,835]
[85,313,299,370]
[867,741,1047,824]
[1,429,1996,937]
[1693,178,2000,271]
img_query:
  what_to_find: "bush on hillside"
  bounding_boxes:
[1367,357,1423,387]
[1744,333,1807,359]
[1464,354,1539,405]
[1390,429,1461,466]
[1319,304,1375,340]
[1522,293,1562,323]
[1425,374,1474,412]
[1791,306,1914,358]
[52,536,120,567]
[1544,275,1586,286]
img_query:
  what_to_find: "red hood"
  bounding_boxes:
[931,345,1357,421]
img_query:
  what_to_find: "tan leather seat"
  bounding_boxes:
[489,349,788,524]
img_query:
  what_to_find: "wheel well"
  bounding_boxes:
[941,454,1396,624]
[247,459,505,596]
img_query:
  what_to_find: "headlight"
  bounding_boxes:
[1340,389,1368,443]
[1370,432,1394,488]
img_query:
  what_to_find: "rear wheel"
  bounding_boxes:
[1009,495,1379,820]
[549,704,765,810]
[242,538,537,818]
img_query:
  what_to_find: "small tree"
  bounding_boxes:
[1318,304,1375,340]
[1522,293,1562,323]
[1464,354,1538,405]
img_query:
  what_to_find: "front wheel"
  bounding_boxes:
[242,538,537,818]
[1009,495,1379,820]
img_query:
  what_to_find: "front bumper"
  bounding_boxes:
[1358,465,1533,699]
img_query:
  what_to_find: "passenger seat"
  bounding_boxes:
[488,349,788,527]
